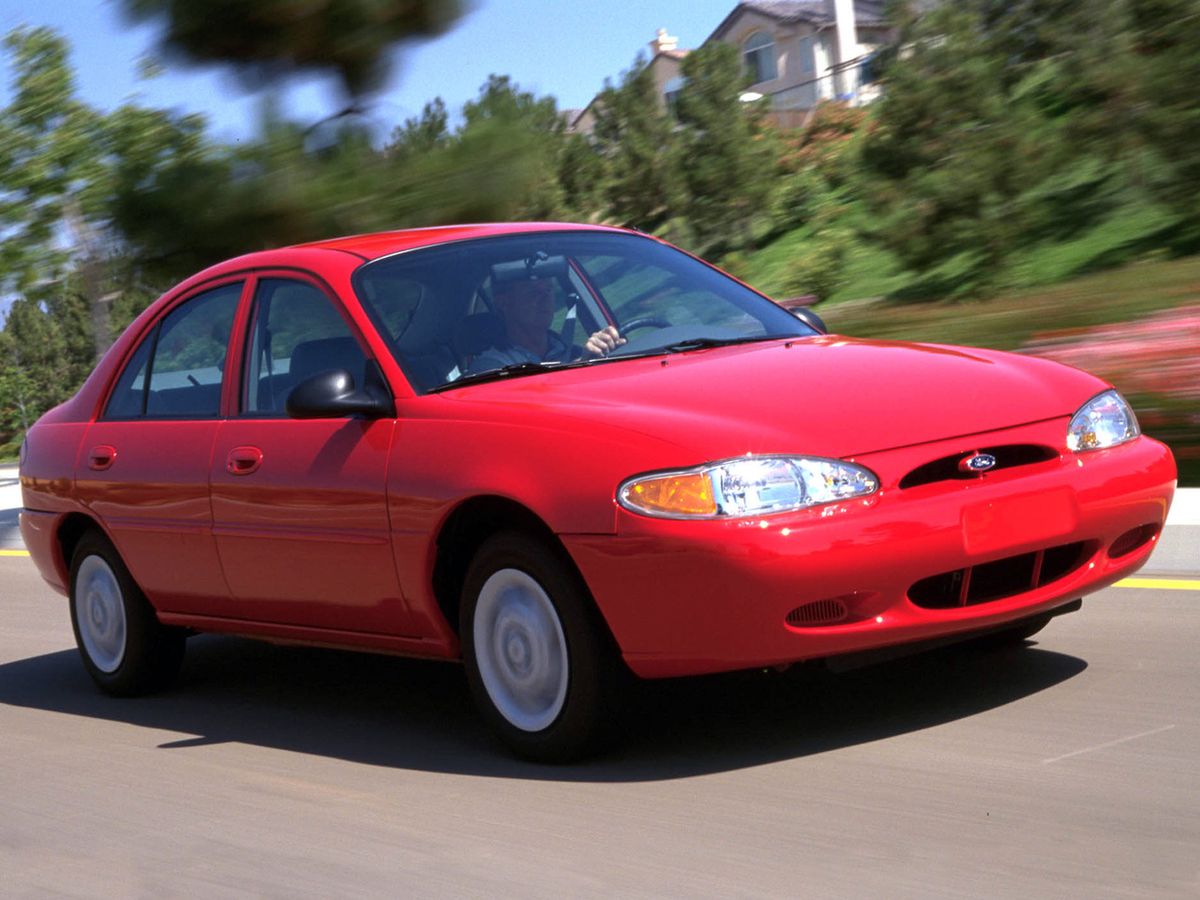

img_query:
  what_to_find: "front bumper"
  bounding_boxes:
[565,425,1176,678]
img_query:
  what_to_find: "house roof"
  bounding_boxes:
[708,1,888,41]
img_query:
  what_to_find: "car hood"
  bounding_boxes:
[441,336,1107,460]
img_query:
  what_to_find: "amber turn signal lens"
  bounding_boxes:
[623,472,717,516]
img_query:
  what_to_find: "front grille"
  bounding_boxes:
[908,541,1089,609]
[899,444,1058,490]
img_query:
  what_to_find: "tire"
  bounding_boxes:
[460,531,621,762]
[69,530,186,696]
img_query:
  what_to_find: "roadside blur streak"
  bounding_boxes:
[1023,306,1200,461]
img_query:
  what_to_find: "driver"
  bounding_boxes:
[469,276,625,373]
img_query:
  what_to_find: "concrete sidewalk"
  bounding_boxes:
[1,465,19,551]
[1145,486,1198,575]
[5,464,1198,563]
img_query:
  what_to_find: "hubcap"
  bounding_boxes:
[75,556,126,674]
[473,568,568,733]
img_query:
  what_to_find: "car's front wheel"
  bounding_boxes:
[69,530,186,696]
[461,532,619,762]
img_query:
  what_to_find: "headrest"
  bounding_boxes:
[453,313,507,359]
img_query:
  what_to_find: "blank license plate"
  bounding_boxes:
[961,488,1078,556]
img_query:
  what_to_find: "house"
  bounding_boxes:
[709,0,892,127]
[568,29,688,136]
[568,1,893,134]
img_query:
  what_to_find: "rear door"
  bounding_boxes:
[77,279,245,614]
[209,274,414,635]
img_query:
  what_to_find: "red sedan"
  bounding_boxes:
[19,224,1176,760]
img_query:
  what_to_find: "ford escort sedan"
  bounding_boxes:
[19,223,1176,760]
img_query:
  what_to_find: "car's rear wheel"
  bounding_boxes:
[69,530,186,696]
[461,532,619,762]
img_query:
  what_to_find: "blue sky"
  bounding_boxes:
[0,0,740,140]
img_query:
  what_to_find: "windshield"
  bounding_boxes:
[352,230,815,393]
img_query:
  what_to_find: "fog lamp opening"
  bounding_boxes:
[1108,523,1159,559]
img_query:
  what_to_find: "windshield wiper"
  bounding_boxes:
[658,334,793,354]
[430,360,568,392]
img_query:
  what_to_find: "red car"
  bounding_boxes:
[19,224,1176,760]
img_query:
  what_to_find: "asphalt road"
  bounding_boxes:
[3,542,1198,897]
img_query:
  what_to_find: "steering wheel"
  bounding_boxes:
[619,315,672,334]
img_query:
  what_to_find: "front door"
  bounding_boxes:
[209,275,414,635]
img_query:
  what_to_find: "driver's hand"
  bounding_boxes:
[585,325,626,357]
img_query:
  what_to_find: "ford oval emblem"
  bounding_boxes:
[959,453,997,474]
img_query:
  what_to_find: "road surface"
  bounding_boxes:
[1,469,1197,896]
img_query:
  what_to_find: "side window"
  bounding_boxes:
[104,332,155,419]
[243,278,369,416]
[104,282,241,420]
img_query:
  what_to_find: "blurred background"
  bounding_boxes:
[0,0,1196,483]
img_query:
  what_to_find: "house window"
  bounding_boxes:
[798,36,815,75]
[743,32,777,84]
[663,76,685,118]
[860,52,878,85]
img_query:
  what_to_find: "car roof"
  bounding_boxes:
[288,221,628,261]
[167,222,635,297]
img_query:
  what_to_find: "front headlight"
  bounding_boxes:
[1067,390,1140,452]
[618,455,879,519]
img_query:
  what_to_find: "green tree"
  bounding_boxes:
[557,132,608,221]
[112,93,573,278]
[386,98,450,161]
[860,0,1145,296]
[0,329,38,451]
[675,43,777,252]
[458,75,569,219]
[0,27,111,357]
[0,298,72,448]
[773,102,866,231]
[592,57,685,235]
[0,27,206,359]
[1128,0,1200,245]
[121,0,465,104]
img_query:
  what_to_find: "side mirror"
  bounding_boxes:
[286,369,394,420]
[791,307,828,334]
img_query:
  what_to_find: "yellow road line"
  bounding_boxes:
[1114,577,1200,591]
[0,549,30,557]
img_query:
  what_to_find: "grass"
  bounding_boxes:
[741,195,1184,305]
[1011,200,1179,287]
[819,254,1200,350]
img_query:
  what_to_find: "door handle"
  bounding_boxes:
[88,445,117,471]
[226,446,264,476]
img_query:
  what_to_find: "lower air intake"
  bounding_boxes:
[908,541,1090,609]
